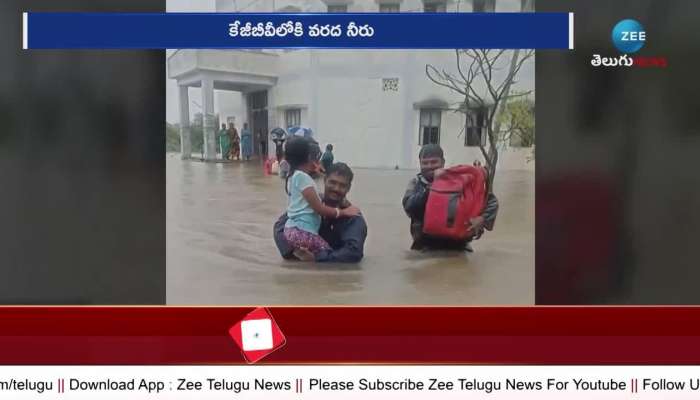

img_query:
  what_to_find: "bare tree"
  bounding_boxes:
[426,48,534,191]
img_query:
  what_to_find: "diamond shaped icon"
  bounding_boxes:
[229,308,286,363]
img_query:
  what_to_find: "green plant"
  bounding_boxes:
[166,122,180,152]
[497,95,535,148]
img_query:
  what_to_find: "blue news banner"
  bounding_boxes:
[23,13,572,50]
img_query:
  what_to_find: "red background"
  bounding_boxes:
[2,307,700,364]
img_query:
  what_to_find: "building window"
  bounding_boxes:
[466,127,486,147]
[465,107,489,147]
[379,3,400,12]
[473,0,496,12]
[327,4,348,12]
[285,109,301,129]
[419,109,441,145]
[423,1,446,12]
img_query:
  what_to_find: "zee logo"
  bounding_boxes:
[621,31,645,42]
[612,19,646,53]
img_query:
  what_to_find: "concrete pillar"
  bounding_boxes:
[178,85,192,160]
[201,77,217,161]
[265,88,275,160]
[243,92,251,135]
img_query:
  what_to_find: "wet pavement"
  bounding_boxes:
[167,154,534,305]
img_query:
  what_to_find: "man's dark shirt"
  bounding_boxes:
[402,173,499,250]
[274,211,367,263]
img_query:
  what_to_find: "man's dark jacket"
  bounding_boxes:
[402,173,499,250]
[274,212,367,263]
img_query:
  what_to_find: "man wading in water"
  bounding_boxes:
[274,162,367,263]
[402,144,499,252]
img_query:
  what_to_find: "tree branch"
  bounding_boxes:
[455,49,470,85]
[443,70,467,92]
[456,124,466,139]
[477,50,499,103]
[425,64,467,95]
[496,50,534,97]
[478,139,490,162]
[503,90,533,100]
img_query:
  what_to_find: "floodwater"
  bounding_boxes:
[167,154,534,305]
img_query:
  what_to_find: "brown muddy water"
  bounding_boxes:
[167,154,534,305]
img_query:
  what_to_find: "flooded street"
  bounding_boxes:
[167,154,534,305]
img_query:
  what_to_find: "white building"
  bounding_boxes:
[167,0,534,171]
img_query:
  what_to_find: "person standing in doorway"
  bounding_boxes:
[217,123,231,160]
[320,144,334,173]
[240,122,253,161]
[228,122,240,161]
[258,130,268,160]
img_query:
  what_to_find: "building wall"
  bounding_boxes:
[168,0,535,172]
[271,50,534,172]
[207,48,534,172]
